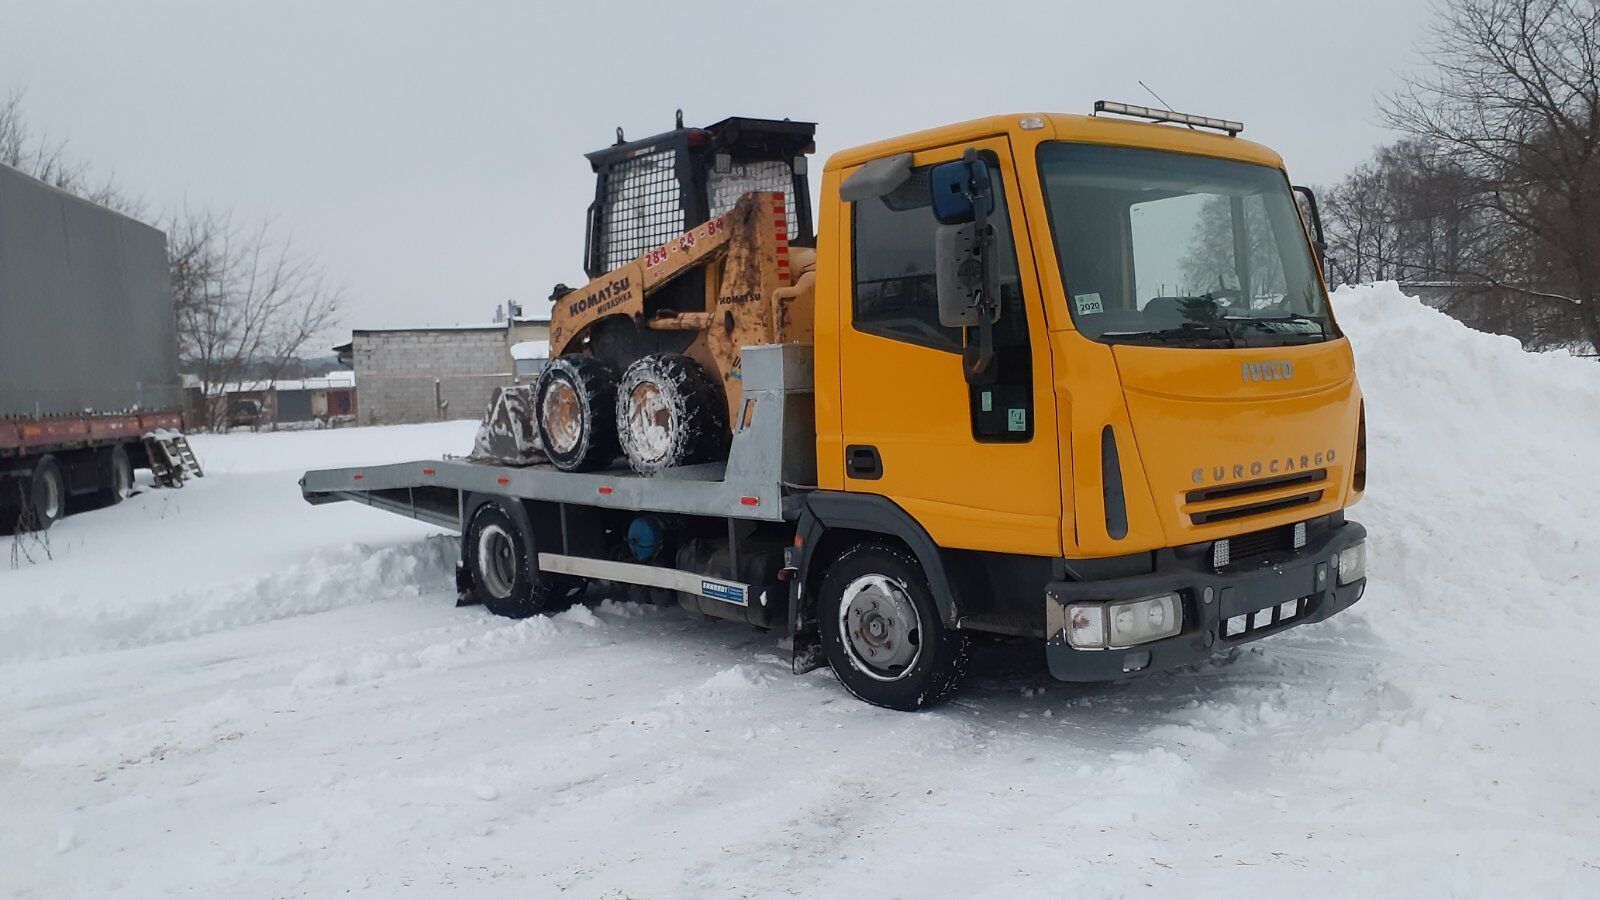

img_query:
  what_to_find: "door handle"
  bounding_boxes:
[845,444,883,480]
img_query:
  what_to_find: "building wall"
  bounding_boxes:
[353,328,511,424]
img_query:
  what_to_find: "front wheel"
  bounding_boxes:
[819,543,968,710]
[534,355,619,472]
[464,501,577,618]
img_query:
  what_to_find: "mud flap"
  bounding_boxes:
[455,560,479,607]
[787,578,824,674]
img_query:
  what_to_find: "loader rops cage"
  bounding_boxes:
[582,113,816,279]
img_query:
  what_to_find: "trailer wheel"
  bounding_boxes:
[616,354,728,475]
[535,355,619,472]
[818,542,968,711]
[24,455,67,531]
[465,501,574,618]
[100,445,135,504]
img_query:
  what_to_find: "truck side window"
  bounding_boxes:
[850,155,1032,441]
[851,167,965,352]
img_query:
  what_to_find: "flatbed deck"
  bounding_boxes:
[299,343,817,531]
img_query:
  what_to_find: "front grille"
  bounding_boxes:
[1222,596,1309,640]
[1187,468,1327,525]
[1228,525,1292,560]
[1213,524,1298,571]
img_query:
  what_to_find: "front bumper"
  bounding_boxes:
[1045,521,1367,681]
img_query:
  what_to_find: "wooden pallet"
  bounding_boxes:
[143,433,203,487]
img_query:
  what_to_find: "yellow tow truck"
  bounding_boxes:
[304,102,1368,710]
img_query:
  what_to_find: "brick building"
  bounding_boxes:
[344,326,513,425]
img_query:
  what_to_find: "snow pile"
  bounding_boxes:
[1333,281,1600,637]
[0,537,456,661]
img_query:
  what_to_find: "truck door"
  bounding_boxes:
[835,138,1061,556]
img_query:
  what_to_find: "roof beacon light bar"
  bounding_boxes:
[1093,100,1244,136]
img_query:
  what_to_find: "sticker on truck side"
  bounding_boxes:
[700,579,748,606]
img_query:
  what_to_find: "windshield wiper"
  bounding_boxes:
[1222,313,1330,340]
[1101,321,1238,347]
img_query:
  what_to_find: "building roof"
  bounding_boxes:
[197,371,356,395]
[510,340,550,360]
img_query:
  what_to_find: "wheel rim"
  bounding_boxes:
[625,381,673,464]
[541,379,583,455]
[477,524,517,599]
[40,469,62,519]
[838,573,922,682]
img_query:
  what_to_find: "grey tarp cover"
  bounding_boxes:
[0,163,179,417]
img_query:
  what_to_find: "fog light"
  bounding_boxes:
[1337,541,1367,585]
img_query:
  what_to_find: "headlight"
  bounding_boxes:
[1066,593,1182,649]
[1337,541,1366,585]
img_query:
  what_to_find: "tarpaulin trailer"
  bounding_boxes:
[0,162,186,531]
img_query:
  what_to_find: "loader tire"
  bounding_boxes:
[615,354,728,475]
[535,355,619,472]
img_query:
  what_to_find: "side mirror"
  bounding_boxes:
[935,223,998,327]
[932,148,1001,385]
[930,158,995,224]
[1292,185,1328,272]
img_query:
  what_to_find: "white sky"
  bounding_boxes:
[1,0,1431,349]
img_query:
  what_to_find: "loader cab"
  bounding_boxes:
[582,114,817,280]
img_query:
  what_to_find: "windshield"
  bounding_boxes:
[1038,142,1332,348]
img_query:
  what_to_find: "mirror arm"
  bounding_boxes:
[963,148,999,383]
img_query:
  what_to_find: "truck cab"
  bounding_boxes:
[805,109,1367,682]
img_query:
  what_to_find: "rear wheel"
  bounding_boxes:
[615,354,727,475]
[465,501,576,618]
[819,542,968,711]
[100,445,134,505]
[535,356,618,472]
[24,456,66,531]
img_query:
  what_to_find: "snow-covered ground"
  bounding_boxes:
[3,284,1598,897]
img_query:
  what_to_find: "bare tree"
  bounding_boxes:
[1,88,142,215]
[1382,0,1600,348]
[169,209,343,430]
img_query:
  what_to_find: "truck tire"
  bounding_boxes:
[465,501,575,618]
[100,445,135,505]
[818,542,968,711]
[535,356,619,472]
[616,354,728,475]
[25,455,67,531]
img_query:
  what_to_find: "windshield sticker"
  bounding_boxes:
[1074,292,1104,315]
[1008,408,1027,432]
[981,391,993,412]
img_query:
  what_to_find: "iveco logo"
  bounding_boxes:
[1242,360,1294,382]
